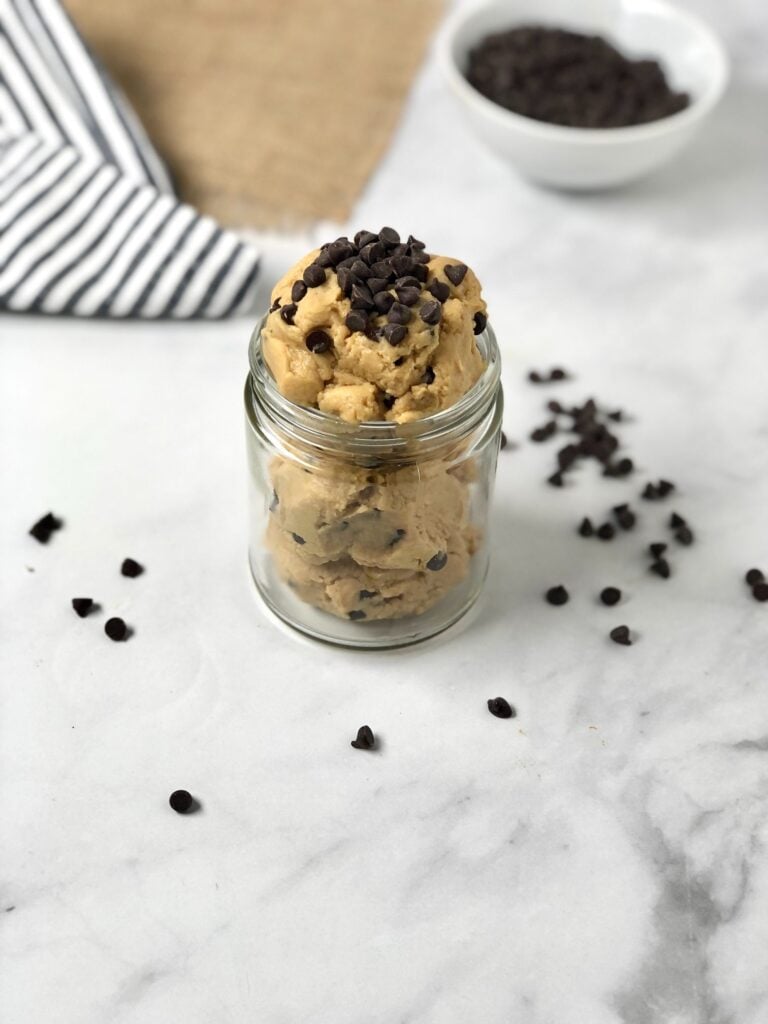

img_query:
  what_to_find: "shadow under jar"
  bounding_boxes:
[245,317,503,648]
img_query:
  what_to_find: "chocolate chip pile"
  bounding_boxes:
[529,396,629,488]
[466,26,689,129]
[269,227,486,349]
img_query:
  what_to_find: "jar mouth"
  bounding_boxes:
[247,314,502,452]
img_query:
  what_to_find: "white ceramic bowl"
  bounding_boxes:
[440,0,729,189]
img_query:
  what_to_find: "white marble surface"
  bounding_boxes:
[2,1,768,1020]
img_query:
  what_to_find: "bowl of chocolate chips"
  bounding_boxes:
[440,0,728,189]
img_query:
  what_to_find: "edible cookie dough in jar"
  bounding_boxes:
[244,228,502,648]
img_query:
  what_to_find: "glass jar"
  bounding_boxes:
[244,317,503,648]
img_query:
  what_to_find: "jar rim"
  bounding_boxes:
[247,314,501,453]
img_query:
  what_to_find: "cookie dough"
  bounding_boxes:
[258,228,490,621]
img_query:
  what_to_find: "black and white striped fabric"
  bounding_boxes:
[0,0,259,319]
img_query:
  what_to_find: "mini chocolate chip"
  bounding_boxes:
[548,471,564,487]
[269,297,281,313]
[557,443,579,469]
[657,479,675,496]
[604,457,634,478]
[72,597,94,618]
[388,529,406,546]
[105,617,127,642]
[407,234,426,250]
[360,241,386,265]
[374,291,395,314]
[423,366,435,385]
[382,394,395,410]
[337,256,357,271]
[345,310,368,333]
[391,255,415,277]
[675,526,694,546]
[753,582,768,602]
[578,517,594,537]
[359,589,378,600]
[370,260,395,280]
[291,533,306,545]
[351,725,375,750]
[608,410,623,421]
[616,509,636,530]
[548,400,563,413]
[354,229,378,249]
[303,264,326,287]
[642,483,659,500]
[315,249,333,268]
[121,558,144,578]
[29,512,63,543]
[528,371,543,383]
[428,279,450,302]
[280,303,297,325]
[382,323,406,345]
[393,356,405,366]
[669,512,686,528]
[367,277,390,295]
[610,625,632,646]
[388,302,412,325]
[597,523,615,541]
[745,568,765,586]
[473,311,487,334]
[545,585,569,606]
[327,239,355,265]
[350,259,371,280]
[444,263,467,285]
[649,542,667,559]
[411,264,428,283]
[348,610,367,621]
[396,286,421,306]
[427,551,448,571]
[411,249,431,265]
[169,789,196,813]
[305,330,332,353]
[291,280,307,303]
[336,267,353,297]
[350,283,374,310]
[500,431,508,450]
[550,368,567,380]
[650,558,671,578]
[487,697,516,719]
[600,587,621,606]
[420,299,442,325]
[378,226,400,247]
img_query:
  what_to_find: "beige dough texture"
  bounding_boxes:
[259,228,489,621]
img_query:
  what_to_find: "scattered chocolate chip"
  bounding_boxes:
[291,280,307,303]
[675,526,694,546]
[650,558,671,579]
[305,330,332,354]
[548,471,565,487]
[616,508,636,530]
[545,584,569,606]
[604,457,634,478]
[374,291,396,314]
[345,310,368,333]
[600,587,621,606]
[388,302,412,325]
[29,512,63,544]
[528,371,543,383]
[608,410,623,422]
[597,523,615,541]
[378,226,400,247]
[351,725,376,750]
[303,264,326,287]
[382,323,406,346]
[753,582,768,602]
[104,617,127,642]
[473,310,487,334]
[280,303,297,325]
[550,367,567,381]
[427,279,450,302]
[531,421,557,442]
[578,517,594,537]
[649,542,667,559]
[121,558,144,578]
[348,610,367,621]
[169,789,196,814]
[745,568,765,586]
[350,283,374,311]
[669,512,686,529]
[71,597,94,618]
[557,443,579,469]
[359,589,378,600]
[610,625,632,646]
[487,697,516,719]
[444,263,467,286]
[423,366,436,385]
[291,533,306,545]
[420,299,442,325]
[500,431,508,450]
[426,551,448,572]
[657,479,675,496]
[548,400,563,414]
[642,483,659,500]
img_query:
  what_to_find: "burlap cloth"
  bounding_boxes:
[65,0,443,229]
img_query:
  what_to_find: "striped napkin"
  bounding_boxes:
[0,0,259,319]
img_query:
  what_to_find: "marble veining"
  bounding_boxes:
[1,0,767,1020]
